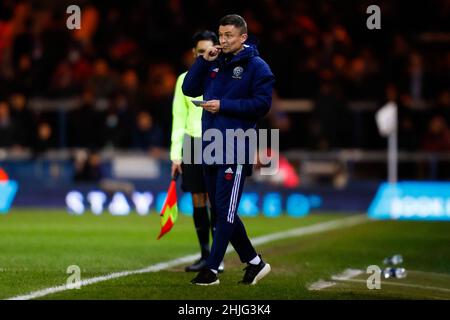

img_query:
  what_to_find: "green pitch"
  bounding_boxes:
[1,209,449,300]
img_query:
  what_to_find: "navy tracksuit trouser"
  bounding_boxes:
[203,164,257,271]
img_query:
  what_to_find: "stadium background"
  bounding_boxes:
[0,0,450,302]
[0,0,449,215]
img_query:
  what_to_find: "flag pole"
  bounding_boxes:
[388,127,398,184]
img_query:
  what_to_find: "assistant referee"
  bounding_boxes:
[170,30,224,273]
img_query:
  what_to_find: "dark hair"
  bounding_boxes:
[219,14,247,34]
[192,30,218,48]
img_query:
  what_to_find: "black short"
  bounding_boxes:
[181,162,206,193]
[180,135,206,193]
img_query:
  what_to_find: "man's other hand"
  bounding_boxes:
[202,100,220,113]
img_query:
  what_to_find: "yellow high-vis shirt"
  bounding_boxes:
[170,72,203,161]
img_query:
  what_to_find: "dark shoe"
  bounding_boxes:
[191,269,219,286]
[218,261,225,273]
[238,256,271,285]
[185,258,208,272]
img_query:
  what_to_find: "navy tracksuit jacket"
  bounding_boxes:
[182,44,275,270]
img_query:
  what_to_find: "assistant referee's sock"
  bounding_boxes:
[193,206,210,259]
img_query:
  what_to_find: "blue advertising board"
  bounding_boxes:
[0,181,18,214]
[65,190,322,217]
[368,182,450,221]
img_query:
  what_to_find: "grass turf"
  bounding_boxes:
[0,209,449,300]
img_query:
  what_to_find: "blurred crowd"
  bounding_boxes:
[0,0,449,155]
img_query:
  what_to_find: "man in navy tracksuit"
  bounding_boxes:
[182,14,275,285]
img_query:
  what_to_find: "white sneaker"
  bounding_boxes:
[218,261,225,273]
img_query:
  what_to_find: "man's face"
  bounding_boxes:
[218,25,247,54]
[193,40,215,58]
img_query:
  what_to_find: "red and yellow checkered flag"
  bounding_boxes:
[157,172,179,240]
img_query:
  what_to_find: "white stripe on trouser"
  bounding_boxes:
[227,165,242,223]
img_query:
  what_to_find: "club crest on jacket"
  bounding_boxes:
[232,66,244,79]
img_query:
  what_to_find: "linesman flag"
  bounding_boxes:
[157,172,179,239]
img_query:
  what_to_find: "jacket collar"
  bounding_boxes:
[218,44,259,67]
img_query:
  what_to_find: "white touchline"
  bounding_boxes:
[331,269,363,281]
[309,269,450,295]
[6,214,367,300]
[337,278,450,293]
[308,268,363,291]
[308,280,337,291]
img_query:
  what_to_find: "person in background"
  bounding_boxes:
[133,110,165,158]
[0,100,20,148]
[170,30,224,273]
